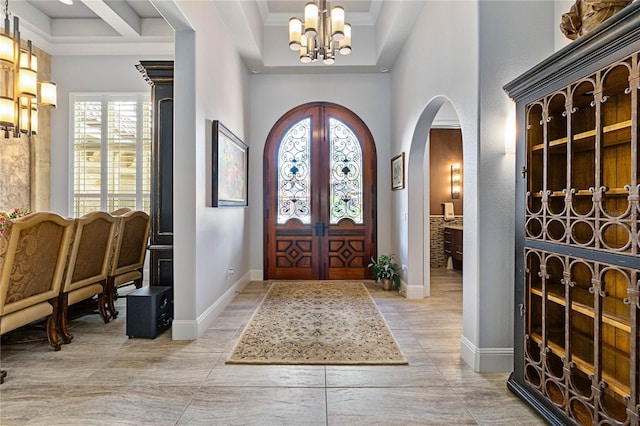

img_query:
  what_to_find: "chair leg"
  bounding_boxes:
[47,298,61,351]
[1,369,6,384]
[135,271,143,289]
[98,288,110,323]
[58,293,73,344]
[106,278,119,319]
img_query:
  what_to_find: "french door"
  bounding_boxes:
[264,102,377,280]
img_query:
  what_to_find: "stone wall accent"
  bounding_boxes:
[0,43,51,212]
[430,215,463,268]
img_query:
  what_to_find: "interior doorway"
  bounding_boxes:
[406,98,462,299]
[263,102,378,280]
[428,128,463,273]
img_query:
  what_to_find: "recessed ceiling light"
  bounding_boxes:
[59,0,74,4]
[251,69,260,74]
[380,68,388,73]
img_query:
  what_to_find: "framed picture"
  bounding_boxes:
[212,120,249,207]
[391,152,405,190]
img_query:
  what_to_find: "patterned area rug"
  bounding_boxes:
[226,281,408,365]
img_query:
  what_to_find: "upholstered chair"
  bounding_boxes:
[0,212,74,383]
[106,210,150,319]
[58,211,118,343]
[110,207,132,216]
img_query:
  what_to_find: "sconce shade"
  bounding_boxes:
[450,163,461,199]
[19,51,37,71]
[0,4,57,138]
[18,67,37,98]
[0,34,13,64]
[40,81,57,107]
[0,96,14,126]
[20,105,37,134]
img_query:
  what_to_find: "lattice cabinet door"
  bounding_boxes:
[505,6,640,425]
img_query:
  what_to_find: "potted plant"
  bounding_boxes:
[368,253,400,291]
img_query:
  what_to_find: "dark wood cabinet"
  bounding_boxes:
[137,61,174,288]
[444,226,463,270]
[504,5,640,425]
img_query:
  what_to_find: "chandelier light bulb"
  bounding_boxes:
[339,23,351,55]
[288,18,302,51]
[331,6,344,41]
[304,2,318,37]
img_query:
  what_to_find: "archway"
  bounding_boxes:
[406,96,462,298]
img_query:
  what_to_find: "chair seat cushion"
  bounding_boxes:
[0,302,53,335]
[114,271,142,287]
[68,283,104,306]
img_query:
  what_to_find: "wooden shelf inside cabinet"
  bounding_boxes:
[530,288,631,332]
[529,333,631,397]
[531,120,632,152]
[604,188,630,195]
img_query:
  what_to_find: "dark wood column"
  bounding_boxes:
[137,61,174,287]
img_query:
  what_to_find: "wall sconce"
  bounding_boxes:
[450,163,461,199]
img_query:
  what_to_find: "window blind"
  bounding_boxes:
[71,94,151,217]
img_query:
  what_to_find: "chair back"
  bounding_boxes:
[110,208,132,216]
[109,210,150,277]
[0,212,73,318]
[63,211,117,294]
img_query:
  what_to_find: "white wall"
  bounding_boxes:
[49,55,170,216]
[170,0,251,339]
[249,73,391,274]
[555,0,575,51]
[390,1,556,372]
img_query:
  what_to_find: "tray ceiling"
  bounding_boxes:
[9,0,425,73]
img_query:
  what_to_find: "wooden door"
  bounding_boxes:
[264,102,377,280]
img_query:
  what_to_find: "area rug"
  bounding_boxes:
[226,281,408,365]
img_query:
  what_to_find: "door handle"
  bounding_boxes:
[315,222,327,236]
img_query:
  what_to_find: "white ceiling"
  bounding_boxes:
[8,0,425,73]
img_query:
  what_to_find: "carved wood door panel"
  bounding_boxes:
[264,102,377,280]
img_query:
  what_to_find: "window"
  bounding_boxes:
[71,94,151,217]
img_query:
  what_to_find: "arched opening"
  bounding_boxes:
[263,102,377,280]
[406,97,463,299]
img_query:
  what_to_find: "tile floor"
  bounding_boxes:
[0,269,545,425]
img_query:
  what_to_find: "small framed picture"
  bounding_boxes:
[391,152,405,191]
[212,120,249,207]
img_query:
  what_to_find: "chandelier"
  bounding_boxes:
[0,0,57,138]
[288,0,351,64]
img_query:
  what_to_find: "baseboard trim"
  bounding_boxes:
[171,270,252,340]
[250,269,263,281]
[404,283,423,299]
[460,335,513,372]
